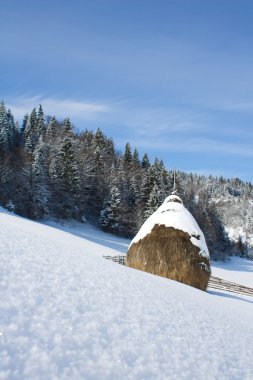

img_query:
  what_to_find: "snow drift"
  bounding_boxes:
[0,209,253,379]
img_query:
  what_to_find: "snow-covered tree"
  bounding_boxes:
[45,116,57,141]
[0,99,252,259]
[99,185,121,234]
[58,119,80,218]
[31,140,50,219]
[0,101,9,153]
[143,183,161,220]
[24,108,38,153]
[123,142,132,165]
[141,152,150,170]
[37,104,46,137]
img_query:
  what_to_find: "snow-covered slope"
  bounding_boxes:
[1,210,253,380]
[41,218,130,256]
[131,195,209,258]
[211,256,253,288]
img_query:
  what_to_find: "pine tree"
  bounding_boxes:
[123,142,132,165]
[115,155,126,192]
[94,146,104,176]
[143,183,161,219]
[21,114,28,134]
[45,116,57,141]
[63,117,73,136]
[132,148,140,167]
[119,176,141,236]
[141,152,150,170]
[0,101,9,153]
[48,147,63,218]
[58,120,80,218]
[92,128,105,150]
[6,109,18,149]
[14,122,20,147]
[140,173,151,206]
[129,177,140,206]
[24,108,38,153]
[31,140,50,218]
[99,185,121,234]
[37,104,46,137]
[20,114,29,145]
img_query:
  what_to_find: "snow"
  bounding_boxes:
[211,256,253,288]
[225,225,253,252]
[41,218,130,256]
[130,195,209,258]
[1,209,253,379]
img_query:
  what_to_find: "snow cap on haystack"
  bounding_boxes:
[126,194,211,290]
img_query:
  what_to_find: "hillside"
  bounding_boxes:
[1,100,253,260]
[1,209,253,379]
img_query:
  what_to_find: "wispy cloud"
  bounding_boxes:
[7,94,253,159]
[127,137,253,158]
[6,95,110,122]
[7,94,207,134]
[117,107,205,136]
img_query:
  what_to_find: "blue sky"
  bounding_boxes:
[1,0,253,181]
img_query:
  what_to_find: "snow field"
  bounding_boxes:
[211,256,253,288]
[0,211,253,379]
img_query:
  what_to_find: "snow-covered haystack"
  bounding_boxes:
[126,195,211,290]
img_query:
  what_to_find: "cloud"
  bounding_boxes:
[7,94,207,135]
[121,108,205,135]
[6,95,253,159]
[128,137,253,158]
[6,95,110,122]
[99,99,208,137]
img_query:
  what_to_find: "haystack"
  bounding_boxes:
[126,195,211,290]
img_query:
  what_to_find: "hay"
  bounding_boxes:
[126,224,211,291]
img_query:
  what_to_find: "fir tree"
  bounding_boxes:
[141,152,150,170]
[123,142,132,165]
[31,140,50,218]
[6,109,18,149]
[92,128,105,149]
[143,183,161,219]
[0,101,9,153]
[37,104,46,137]
[45,116,57,141]
[24,108,38,153]
[58,121,80,218]
[132,148,140,167]
[99,185,121,234]
[63,117,73,136]
[20,114,29,145]
[94,146,104,176]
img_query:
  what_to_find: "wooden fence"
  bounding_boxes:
[207,276,253,297]
[103,255,253,298]
[103,255,126,265]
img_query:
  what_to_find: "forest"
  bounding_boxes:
[0,100,252,260]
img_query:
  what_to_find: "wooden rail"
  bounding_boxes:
[103,255,126,265]
[207,276,253,297]
[103,255,253,298]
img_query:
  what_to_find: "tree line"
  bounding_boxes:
[0,100,252,260]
